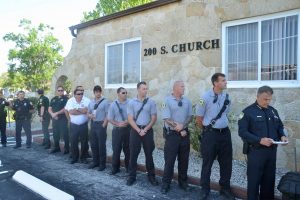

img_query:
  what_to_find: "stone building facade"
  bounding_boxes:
[51,0,300,169]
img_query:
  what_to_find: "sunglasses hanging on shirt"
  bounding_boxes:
[213,93,218,104]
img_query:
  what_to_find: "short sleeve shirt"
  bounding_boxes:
[195,89,231,128]
[37,95,49,115]
[127,97,157,126]
[162,95,193,126]
[88,97,110,122]
[50,95,68,113]
[107,99,130,123]
[65,96,90,125]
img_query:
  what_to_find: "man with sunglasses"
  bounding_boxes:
[49,86,69,154]
[107,87,130,175]
[65,88,90,164]
[161,80,193,194]
[87,85,109,170]
[126,81,158,186]
[196,73,235,200]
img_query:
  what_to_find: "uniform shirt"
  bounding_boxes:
[238,102,285,144]
[127,97,157,126]
[88,97,109,122]
[49,95,68,116]
[0,98,9,118]
[65,97,90,125]
[37,95,49,116]
[162,95,193,128]
[195,89,231,128]
[12,98,34,118]
[107,99,130,123]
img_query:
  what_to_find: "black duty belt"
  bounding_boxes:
[249,144,277,149]
[204,126,229,133]
[137,125,147,129]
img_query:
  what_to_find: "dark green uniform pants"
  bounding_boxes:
[42,114,50,145]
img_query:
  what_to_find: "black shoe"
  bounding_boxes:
[50,148,60,153]
[63,150,69,154]
[110,169,120,175]
[2,143,6,147]
[199,189,209,200]
[88,163,99,169]
[179,182,189,191]
[26,145,31,148]
[126,178,136,186]
[161,184,170,194]
[70,159,78,164]
[148,176,159,186]
[13,145,21,149]
[220,189,235,200]
[98,165,106,171]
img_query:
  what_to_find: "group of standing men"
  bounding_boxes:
[0,72,288,200]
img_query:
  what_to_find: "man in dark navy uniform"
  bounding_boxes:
[238,85,288,200]
[11,91,34,148]
[37,89,51,149]
[0,91,9,147]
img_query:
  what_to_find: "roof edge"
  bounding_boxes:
[69,0,181,37]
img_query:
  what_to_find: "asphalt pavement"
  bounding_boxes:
[0,137,226,200]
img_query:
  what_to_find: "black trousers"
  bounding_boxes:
[70,122,88,161]
[82,125,89,157]
[90,121,107,166]
[0,118,6,145]
[200,128,232,191]
[128,128,155,179]
[112,126,130,171]
[41,115,50,145]
[15,119,31,147]
[247,146,277,200]
[162,130,190,185]
[52,117,69,150]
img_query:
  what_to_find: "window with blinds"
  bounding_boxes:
[222,10,299,87]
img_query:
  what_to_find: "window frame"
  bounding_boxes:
[222,9,300,88]
[105,37,141,89]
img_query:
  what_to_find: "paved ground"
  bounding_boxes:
[0,137,228,200]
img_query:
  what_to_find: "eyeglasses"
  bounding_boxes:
[121,92,127,94]
[178,100,182,107]
[76,93,83,96]
[213,93,218,103]
[57,90,63,92]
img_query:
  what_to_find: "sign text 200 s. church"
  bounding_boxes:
[143,39,220,56]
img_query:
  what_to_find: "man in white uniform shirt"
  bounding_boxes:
[65,88,90,164]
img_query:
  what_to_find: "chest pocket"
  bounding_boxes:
[254,117,266,131]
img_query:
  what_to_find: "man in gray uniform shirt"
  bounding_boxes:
[161,81,193,194]
[126,81,158,186]
[196,73,235,200]
[107,87,130,175]
[87,85,109,171]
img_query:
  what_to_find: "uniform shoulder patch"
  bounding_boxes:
[238,112,244,120]
[198,98,205,106]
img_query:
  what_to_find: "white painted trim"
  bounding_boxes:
[105,37,142,89]
[13,170,74,200]
[222,9,300,88]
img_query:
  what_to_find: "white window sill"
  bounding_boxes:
[227,81,300,88]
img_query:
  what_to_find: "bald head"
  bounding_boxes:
[173,80,185,97]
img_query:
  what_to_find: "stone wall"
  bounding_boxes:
[51,0,300,169]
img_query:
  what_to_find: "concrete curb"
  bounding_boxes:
[13,170,74,200]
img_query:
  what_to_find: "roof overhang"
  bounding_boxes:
[69,0,181,37]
